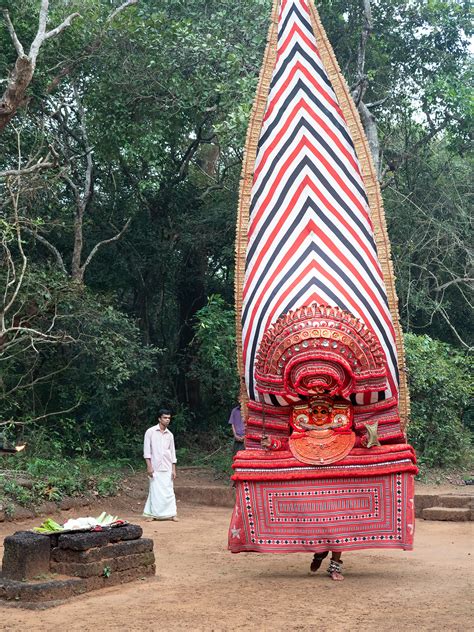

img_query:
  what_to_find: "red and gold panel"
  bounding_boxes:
[229,473,415,554]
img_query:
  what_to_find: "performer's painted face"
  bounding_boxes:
[311,404,331,426]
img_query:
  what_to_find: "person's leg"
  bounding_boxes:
[310,550,328,572]
[233,439,244,456]
[327,551,344,581]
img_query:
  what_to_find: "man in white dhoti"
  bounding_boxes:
[143,409,178,521]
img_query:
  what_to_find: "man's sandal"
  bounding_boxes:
[310,551,329,572]
[327,558,344,581]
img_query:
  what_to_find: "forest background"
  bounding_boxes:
[0,0,472,502]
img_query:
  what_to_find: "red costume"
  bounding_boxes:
[229,0,417,557]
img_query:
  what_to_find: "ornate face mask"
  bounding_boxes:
[290,396,351,431]
[289,396,355,465]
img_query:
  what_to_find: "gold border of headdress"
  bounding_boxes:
[234,0,280,420]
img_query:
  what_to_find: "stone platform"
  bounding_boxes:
[0,523,155,607]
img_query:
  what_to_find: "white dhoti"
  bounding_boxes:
[143,470,177,519]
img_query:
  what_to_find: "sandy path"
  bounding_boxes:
[1,503,473,632]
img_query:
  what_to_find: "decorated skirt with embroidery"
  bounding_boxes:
[229,472,415,554]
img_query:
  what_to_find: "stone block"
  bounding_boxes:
[108,524,143,542]
[50,551,155,578]
[414,493,439,518]
[113,551,155,573]
[79,563,156,594]
[51,537,153,563]
[58,531,109,551]
[437,494,472,509]
[2,531,51,580]
[58,496,88,511]
[0,576,85,603]
[83,563,156,591]
[422,506,471,521]
[0,563,156,605]
[59,497,73,511]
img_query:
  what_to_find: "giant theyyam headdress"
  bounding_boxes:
[235,0,409,426]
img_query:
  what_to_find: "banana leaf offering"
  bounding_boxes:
[33,512,125,534]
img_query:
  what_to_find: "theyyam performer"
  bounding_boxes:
[228,0,417,580]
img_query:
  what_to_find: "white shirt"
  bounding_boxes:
[143,424,177,472]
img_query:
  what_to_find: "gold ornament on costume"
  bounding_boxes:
[363,421,381,448]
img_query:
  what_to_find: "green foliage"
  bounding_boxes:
[0,266,160,457]
[386,143,473,348]
[0,0,471,474]
[1,454,128,504]
[175,443,234,479]
[95,474,121,497]
[198,445,234,480]
[1,480,35,507]
[191,295,239,414]
[405,333,472,467]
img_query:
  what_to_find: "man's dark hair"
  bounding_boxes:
[158,408,171,418]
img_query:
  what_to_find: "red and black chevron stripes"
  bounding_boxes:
[242,0,399,407]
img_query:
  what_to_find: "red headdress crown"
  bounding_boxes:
[255,303,388,400]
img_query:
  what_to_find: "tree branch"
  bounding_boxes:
[349,1,382,178]
[357,98,382,179]
[2,9,24,56]
[1,145,27,323]
[436,277,474,293]
[171,117,216,187]
[25,399,83,423]
[47,0,139,94]
[438,305,472,351]
[22,227,67,275]
[380,116,452,188]
[0,157,55,178]
[73,84,93,210]
[80,218,132,279]
[0,2,80,133]
[29,1,80,65]
[106,0,139,24]
[66,85,94,282]
[42,12,81,43]
[353,0,373,106]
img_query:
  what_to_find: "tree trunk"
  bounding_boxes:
[71,208,84,283]
[357,99,382,180]
[0,56,34,132]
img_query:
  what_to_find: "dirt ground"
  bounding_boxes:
[0,498,473,632]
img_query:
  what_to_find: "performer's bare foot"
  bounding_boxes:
[327,558,344,581]
[171,516,179,522]
[310,551,328,572]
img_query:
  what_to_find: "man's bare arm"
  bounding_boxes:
[145,457,153,477]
